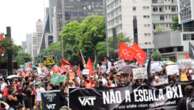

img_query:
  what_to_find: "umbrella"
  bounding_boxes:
[7,75,20,79]
[0,101,9,110]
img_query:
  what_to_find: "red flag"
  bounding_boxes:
[131,43,147,65]
[118,42,135,61]
[0,33,4,41]
[51,65,61,73]
[184,52,190,59]
[60,58,70,66]
[86,58,94,76]
[77,65,81,77]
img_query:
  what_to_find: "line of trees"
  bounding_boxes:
[0,37,31,67]
[37,15,129,65]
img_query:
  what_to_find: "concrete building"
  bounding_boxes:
[26,34,33,55]
[106,0,154,49]
[50,0,105,42]
[32,19,43,60]
[178,0,194,24]
[178,0,194,52]
[152,0,178,32]
[153,31,183,60]
[38,0,105,52]
[106,0,179,49]
[21,41,27,53]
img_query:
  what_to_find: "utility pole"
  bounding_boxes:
[6,27,13,75]
[104,0,109,57]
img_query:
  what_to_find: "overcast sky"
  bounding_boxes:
[0,0,48,45]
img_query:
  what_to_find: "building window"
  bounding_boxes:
[191,34,194,40]
[153,7,158,12]
[171,6,176,12]
[143,15,150,19]
[152,0,158,3]
[160,15,165,21]
[133,6,136,11]
[159,7,163,12]
[183,34,191,41]
[143,6,149,10]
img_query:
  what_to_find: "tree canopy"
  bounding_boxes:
[38,15,130,65]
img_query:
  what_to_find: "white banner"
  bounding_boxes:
[132,67,147,79]
[166,65,179,76]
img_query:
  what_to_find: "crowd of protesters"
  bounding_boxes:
[0,57,194,110]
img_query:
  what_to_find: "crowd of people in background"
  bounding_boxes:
[0,57,194,110]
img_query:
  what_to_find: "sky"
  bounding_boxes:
[0,0,48,45]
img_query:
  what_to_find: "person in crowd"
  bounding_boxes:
[177,85,194,110]
[35,83,45,110]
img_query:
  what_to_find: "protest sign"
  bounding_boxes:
[150,61,163,74]
[69,84,183,110]
[41,90,62,110]
[114,60,127,71]
[177,59,192,69]
[82,69,89,75]
[50,74,66,85]
[43,56,55,66]
[132,67,147,79]
[166,65,179,76]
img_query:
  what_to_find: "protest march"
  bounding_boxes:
[0,42,194,110]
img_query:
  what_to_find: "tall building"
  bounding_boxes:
[21,41,27,53]
[38,0,105,52]
[152,0,178,32]
[178,0,194,31]
[50,0,104,42]
[178,0,194,51]
[26,34,33,55]
[32,19,43,60]
[106,0,154,49]
[106,0,179,49]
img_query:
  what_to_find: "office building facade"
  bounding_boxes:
[50,0,105,42]
[152,0,178,32]
[178,0,194,52]
[106,0,154,49]
[32,19,43,59]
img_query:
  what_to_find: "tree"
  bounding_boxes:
[0,38,31,66]
[59,16,106,64]
[35,41,62,65]
[152,49,161,61]
[96,33,131,61]
[16,51,31,66]
[171,16,180,31]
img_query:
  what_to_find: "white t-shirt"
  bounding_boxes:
[0,82,7,92]
[36,87,46,101]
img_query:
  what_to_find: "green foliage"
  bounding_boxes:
[40,16,130,65]
[16,51,31,66]
[171,16,180,31]
[0,38,31,66]
[155,25,163,32]
[35,41,62,65]
[59,16,106,64]
[152,49,161,61]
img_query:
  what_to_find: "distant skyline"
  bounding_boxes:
[0,0,48,45]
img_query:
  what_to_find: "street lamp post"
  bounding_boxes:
[6,27,13,75]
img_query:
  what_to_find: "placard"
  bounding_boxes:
[132,67,147,79]
[43,56,55,66]
[166,65,179,76]
[82,69,89,75]
[41,90,62,110]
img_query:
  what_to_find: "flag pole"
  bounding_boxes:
[80,49,86,66]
